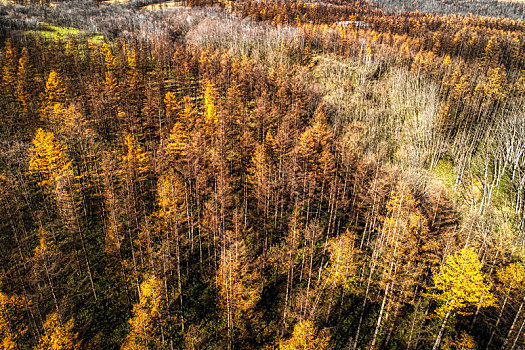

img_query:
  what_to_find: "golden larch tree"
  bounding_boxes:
[29,128,72,191]
[36,313,79,350]
[16,48,32,116]
[121,276,169,350]
[428,248,495,350]
[278,320,331,350]
[2,39,17,98]
[0,292,27,350]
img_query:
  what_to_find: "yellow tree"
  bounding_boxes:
[121,134,149,182]
[166,122,189,161]
[370,184,434,349]
[325,229,359,291]
[29,128,72,191]
[474,66,507,109]
[101,43,118,94]
[487,263,525,348]
[35,313,79,350]
[216,240,261,348]
[0,292,27,350]
[156,169,187,330]
[428,248,495,350]
[278,320,331,350]
[43,71,66,108]
[121,276,170,350]
[164,91,180,121]
[203,80,219,134]
[443,331,477,350]
[248,132,277,220]
[295,112,335,209]
[16,48,32,116]
[2,39,17,98]
[40,70,67,125]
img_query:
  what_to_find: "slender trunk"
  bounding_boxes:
[510,314,525,350]
[432,309,452,350]
[370,282,390,349]
[503,296,525,348]
[486,295,508,349]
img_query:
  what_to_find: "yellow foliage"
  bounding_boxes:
[180,96,195,127]
[166,122,189,160]
[29,128,72,190]
[43,71,66,107]
[475,66,507,102]
[203,79,218,129]
[157,169,186,221]
[452,72,471,99]
[101,43,115,71]
[264,131,277,160]
[326,229,359,291]
[16,48,31,115]
[2,39,17,95]
[121,135,149,180]
[376,184,434,301]
[0,292,27,350]
[496,263,524,293]
[36,313,79,350]
[121,276,168,350]
[216,241,261,322]
[443,331,477,350]
[296,113,335,182]
[164,91,179,120]
[429,248,495,318]
[278,320,331,350]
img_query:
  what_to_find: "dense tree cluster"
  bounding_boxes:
[0,0,524,349]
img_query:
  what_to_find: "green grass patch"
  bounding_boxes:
[24,23,105,44]
[432,158,456,191]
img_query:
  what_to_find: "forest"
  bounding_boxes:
[0,0,524,348]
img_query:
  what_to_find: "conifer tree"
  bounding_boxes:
[121,276,170,350]
[29,128,72,191]
[0,292,28,350]
[36,314,79,350]
[2,39,17,99]
[278,320,331,350]
[16,48,32,118]
[428,248,495,350]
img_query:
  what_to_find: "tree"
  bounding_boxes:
[164,91,180,122]
[294,112,335,214]
[36,313,79,350]
[121,134,149,182]
[156,168,187,329]
[101,43,118,94]
[487,263,525,348]
[0,292,28,350]
[28,128,72,191]
[442,331,477,350]
[325,229,359,291]
[203,80,219,133]
[427,248,495,350]
[121,276,170,350]
[166,122,189,161]
[42,71,66,109]
[369,184,434,349]
[16,48,32,117]
[278,320,331,350]
[216,240,261,348]
[2,39,17,99]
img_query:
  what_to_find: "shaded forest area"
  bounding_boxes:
[0,0,524,349]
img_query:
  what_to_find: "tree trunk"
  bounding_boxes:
[432,309,452,350]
